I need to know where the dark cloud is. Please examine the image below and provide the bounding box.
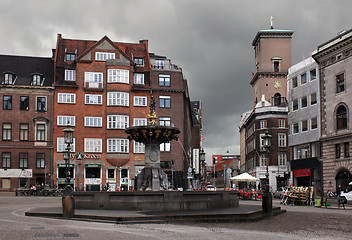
[1,0,351,163]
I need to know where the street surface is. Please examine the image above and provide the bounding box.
[0,193,351,240]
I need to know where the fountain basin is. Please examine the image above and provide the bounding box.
[73,191,239,211]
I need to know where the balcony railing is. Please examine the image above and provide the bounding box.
[84,81,103,90]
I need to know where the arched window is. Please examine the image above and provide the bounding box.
[336,105,348,130]
[273,93,281,106]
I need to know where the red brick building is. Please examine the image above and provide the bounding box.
[0,55,54,190]
[53,35,199,191]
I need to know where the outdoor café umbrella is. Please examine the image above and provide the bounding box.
[230,172,259,182]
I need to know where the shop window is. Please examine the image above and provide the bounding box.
[107,169,115,179]
[86,168,101,178]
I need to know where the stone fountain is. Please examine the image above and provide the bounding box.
[73,95,238,211]
[125,96,180,191]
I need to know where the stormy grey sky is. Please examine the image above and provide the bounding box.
[1,0,351,163]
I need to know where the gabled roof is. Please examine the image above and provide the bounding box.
[0,54,54,86]
[76,35,133,64]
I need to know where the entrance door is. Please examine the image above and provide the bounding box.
[335,169,352,192]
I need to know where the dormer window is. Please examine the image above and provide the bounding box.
[3,72,15,85]
[65,53,76,62]
[155,60,164,68]
[32,74,42,86]
[134,58,144,65]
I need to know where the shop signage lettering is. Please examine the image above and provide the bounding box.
[69,152,101,160]
[294,168,311,177]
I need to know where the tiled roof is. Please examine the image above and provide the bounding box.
[0,54,54,86]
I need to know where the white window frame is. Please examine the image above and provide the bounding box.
[278,133,286,147]
[85,94,102,105]
[159,95,171,108]
[155,60,164,67]
[301,120,308,132]
[260,120,267,129]
[107,92,129,106]
[57,116,76,126]
[301,96,308,109]
[57,137,76,152]
[159,117,171,126]
[292,99,299,111]
[278,152,287,166]
[279,119,285,128]
[134,141,145,154]
[108,69,129,84]
[133,118,147,126]
[260,154,268,167]
[134,96,147,106]
[85,117,102,127]
[107,138,129,153]
[65,70,76,81]
[107,115,129,129]
[134,73,144,84]
[58,93,76,104]
[95,52,115,61]
[160,142,171,152]
[311,117,318,130]
[85,72,103,83]
[84,138,102,153]
[293,123,299,134]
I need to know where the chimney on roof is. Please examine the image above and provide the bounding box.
[52,49,56,60]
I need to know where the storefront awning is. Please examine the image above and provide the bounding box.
[290,157,320,170]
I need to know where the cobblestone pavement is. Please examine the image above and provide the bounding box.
[0,193,351,240]
[182,199,352,240]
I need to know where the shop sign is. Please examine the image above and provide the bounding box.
[294,168,311,177]
[57,164,75,167]
[85,178,102,185]
[58,178,74,184]
[84,164,102,168]
[0,169,32,178]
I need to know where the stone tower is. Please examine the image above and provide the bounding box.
[251,23,294,108]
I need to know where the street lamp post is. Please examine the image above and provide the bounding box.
[62,123,75,219]
[261,131,272,214]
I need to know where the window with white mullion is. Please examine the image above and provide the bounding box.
[134,73,144,84]
[57,116,76,126]
[57,137,76,152]
[84,138,102,153]
[278,152,287,166]
[107,115,129,129]
[107,92,129,106]
[278,133,286,147]
[58,93,76,104]
[65,70,76,81]
[108,69,129,84]
[107,138,129,153]
[85,72,103,83]
[85,117,102,127]
[133,118,147,126]
[134,141,145,153]
[95,52,115,61]
[134,96,147,106]
[260,154,268,166]
[85,94,102,105]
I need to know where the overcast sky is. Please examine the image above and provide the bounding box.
[1,0,352,163]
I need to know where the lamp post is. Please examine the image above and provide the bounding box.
[261,131,272,214]
[199,150,206,188]
[62,123,75,219]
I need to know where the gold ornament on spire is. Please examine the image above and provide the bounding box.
[270,16,273,29]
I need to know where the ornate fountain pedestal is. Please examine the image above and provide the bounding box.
[125,126,180,191]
